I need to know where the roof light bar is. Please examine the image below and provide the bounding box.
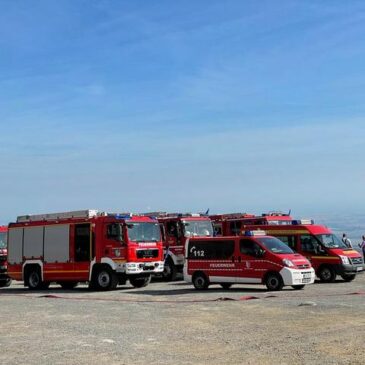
[292,219,314,225]
[244,230,266,237]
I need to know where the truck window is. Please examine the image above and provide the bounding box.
[188,240,234,260]
[240,239,262,257]
[276,235,296,250]
[300,235,318,253]
[166,222,178,238]
[107,223,123,242]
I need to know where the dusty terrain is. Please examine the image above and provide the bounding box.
[0,274,364,365]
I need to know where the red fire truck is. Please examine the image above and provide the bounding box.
[210,212,293,236]
[184,230,315,291]
[0,225,12,287]
[156,213,214,281]
[7,210,164,290]
[239,219,364,282]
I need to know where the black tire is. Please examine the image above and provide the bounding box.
[291,285,305,290]
[220,283,232,290]
[192,272,209,290]
[265,273,284,291]
[92,267,118,291]
[26,267,44,290]
[129,275,151,288]
[162,258,177,281]
[318,266,336,283]
[0,278,12,288]
[341,273,356,282]
[59,281,78,290]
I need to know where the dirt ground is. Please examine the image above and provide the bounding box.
[0,274,364,365]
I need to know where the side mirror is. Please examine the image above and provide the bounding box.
[254,249,265,257]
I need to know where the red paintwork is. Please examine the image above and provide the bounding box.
[212,215,363,276]
[158,216,214,261]
[7,215,163,282]
[0,226,9,282]
[186,235,311,283]
[210,212,293,236]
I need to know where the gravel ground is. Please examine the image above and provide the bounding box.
[0,274,364,365]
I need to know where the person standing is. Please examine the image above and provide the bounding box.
[342,233,353,248]
[359,235,365,257]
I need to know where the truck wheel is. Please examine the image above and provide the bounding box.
[341,273,356,282]
[265,273,284,291]
[0,278,12,288]
[27,267,44,290]
[162,259,177,281]
[129,275,151,288]
[220,283,232,289]
[192,272,209,290]
[291,285,305,290]
[59,281,78,290]
[92,267,118,291]
[318,266,336,283]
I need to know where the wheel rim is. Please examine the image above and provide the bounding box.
[321,268,331,280]
[195,276,205,288]
[29,272,40,288]
[98,271,110,287]
[268,276,279,289]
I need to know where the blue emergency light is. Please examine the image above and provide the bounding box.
[115,214,132,220]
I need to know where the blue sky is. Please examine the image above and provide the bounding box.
[1,1,365,223]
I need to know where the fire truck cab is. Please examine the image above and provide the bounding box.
[157,213,214,281]
[7,210,164,290]
[184,230,315,291]
[210,212,292,236]
[0,225,11,287]
[241,219,365,282]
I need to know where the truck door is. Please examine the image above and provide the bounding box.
[299,234,322,270]
[166,220,184,255]
[104,223,127,259]
[73,223,93,280]
[235,239,263,283]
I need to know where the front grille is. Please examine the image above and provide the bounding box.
[136,249,159,259]
[351,257,364,265]
[297,264,310,269]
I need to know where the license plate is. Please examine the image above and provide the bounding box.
[303,273,312,279]
[357,267,363,271]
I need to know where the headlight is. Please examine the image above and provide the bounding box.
[282,259,295,267]
[339,255,350,265]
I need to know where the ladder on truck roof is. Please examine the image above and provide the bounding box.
[17,209,102,223]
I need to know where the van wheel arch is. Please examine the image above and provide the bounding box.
[192,271,209,290]
[263,271,284,291]
[317,265,336,283]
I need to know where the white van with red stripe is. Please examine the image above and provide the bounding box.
[184,231,315,291]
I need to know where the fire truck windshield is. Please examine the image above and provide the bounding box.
[0,232,6,248]
[126,223,161,242]
[182,220,213,237]
[315,234,348,249]
[256,237,294,254]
